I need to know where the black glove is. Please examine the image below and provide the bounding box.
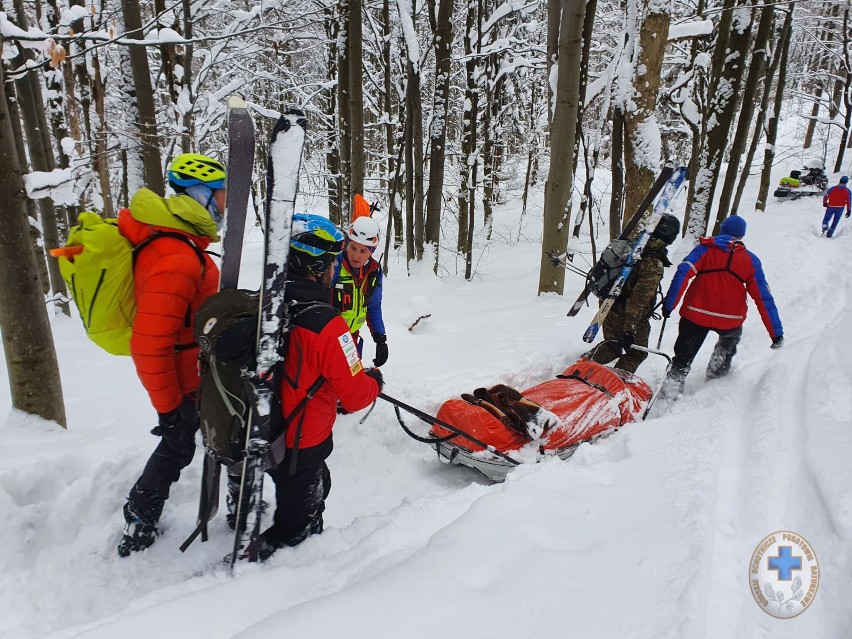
[372,333,388,367]
[619,331,636,352]
[364,367,384,391]
[771,336,784,350]
[846,211,850,218]
[662,307,672,319]
[152,397,195,436]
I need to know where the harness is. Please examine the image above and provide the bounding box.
[693,241,747,284]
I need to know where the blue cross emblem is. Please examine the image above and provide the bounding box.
[768,546,802,581]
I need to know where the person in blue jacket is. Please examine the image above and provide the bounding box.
[659,215,783,400]
[821,175,852,238]
[330,208,388,367]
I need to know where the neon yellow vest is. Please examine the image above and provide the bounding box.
[332,264,368,333]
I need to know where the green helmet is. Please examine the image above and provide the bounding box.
[168,153,226,191]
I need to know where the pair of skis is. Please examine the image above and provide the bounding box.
[568,166,688,343]
[183,98,307,568]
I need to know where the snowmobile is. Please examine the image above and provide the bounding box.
[380,346,670,482]
[774,161,828,200]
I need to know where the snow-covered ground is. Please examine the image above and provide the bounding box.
[2,153,852,638]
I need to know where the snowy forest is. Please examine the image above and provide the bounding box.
[0,0,849,424]
[4,0,852,636]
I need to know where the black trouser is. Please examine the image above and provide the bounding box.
[127,396,198,524]
[263,437,333,548]
[667,317,743,392]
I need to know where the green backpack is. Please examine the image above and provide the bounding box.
[51,212,204,356]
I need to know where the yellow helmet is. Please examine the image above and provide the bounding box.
[168,153,226,190]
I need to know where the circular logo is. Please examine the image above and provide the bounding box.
[749,531,819,618]
[203,317,217,334]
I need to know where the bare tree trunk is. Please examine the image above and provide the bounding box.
[325,7,342,225]
[348,0,365,198]
[756,5,794,212]
[180,0,195,153]
[404,66,416,267]
[91,52,115,217]
[538,0,585,295]
[5,79,50,294]
[338,0,352,219]
[732,13,785,214]
[122,0,164,195]
[463,0,484,278]
[686,0,753,236]
[0,61,66,428]
[8,50,70,315]
[803,88,822,150]
[383,0,403,247]
[546,0,559,124]
[482,55,504,241]
[623,0,672,223]
[803,3,838,149]
[834,7,852,173]
[609,106,625,240]
[425,0,454,267]
[457,0,480,254]
[716,3,774,223]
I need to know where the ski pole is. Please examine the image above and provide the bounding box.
[656,317,667,350]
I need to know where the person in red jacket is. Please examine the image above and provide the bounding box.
[658,215,783,402]
[118,154,225,557]
[257,213,383,559]
[821,175,851,238]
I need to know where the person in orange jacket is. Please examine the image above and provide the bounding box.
[118,154,225,557]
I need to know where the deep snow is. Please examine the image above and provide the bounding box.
[2,157,852,639]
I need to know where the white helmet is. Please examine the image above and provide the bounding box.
[348,216,380,248]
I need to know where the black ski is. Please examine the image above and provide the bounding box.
[181,96,255,553]
[230,109,307,567]
[220,96,256,290]
[567,165,676,317]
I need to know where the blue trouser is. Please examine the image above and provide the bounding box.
[822,207,845,237]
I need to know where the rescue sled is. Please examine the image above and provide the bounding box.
[425,359,654,481]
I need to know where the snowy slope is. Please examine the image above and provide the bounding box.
[1,171,851,639]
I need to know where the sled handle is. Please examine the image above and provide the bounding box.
[379,393,521,466]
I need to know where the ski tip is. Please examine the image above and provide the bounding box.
[228,95,247,109]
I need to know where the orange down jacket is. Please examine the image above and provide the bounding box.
[118,203,220,413]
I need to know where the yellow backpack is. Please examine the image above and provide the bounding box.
[50,212,203,356]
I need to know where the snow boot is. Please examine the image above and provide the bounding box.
[117,501,160,557]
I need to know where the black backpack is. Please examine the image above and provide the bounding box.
[194,289,329,467]
[587,239,634,300]
[195,289,262,466]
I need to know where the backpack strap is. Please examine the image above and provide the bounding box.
[132,231,207,276]
[693,242,747,284]
[132,231,209,332]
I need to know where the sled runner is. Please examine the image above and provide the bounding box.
[423,359,654,481]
